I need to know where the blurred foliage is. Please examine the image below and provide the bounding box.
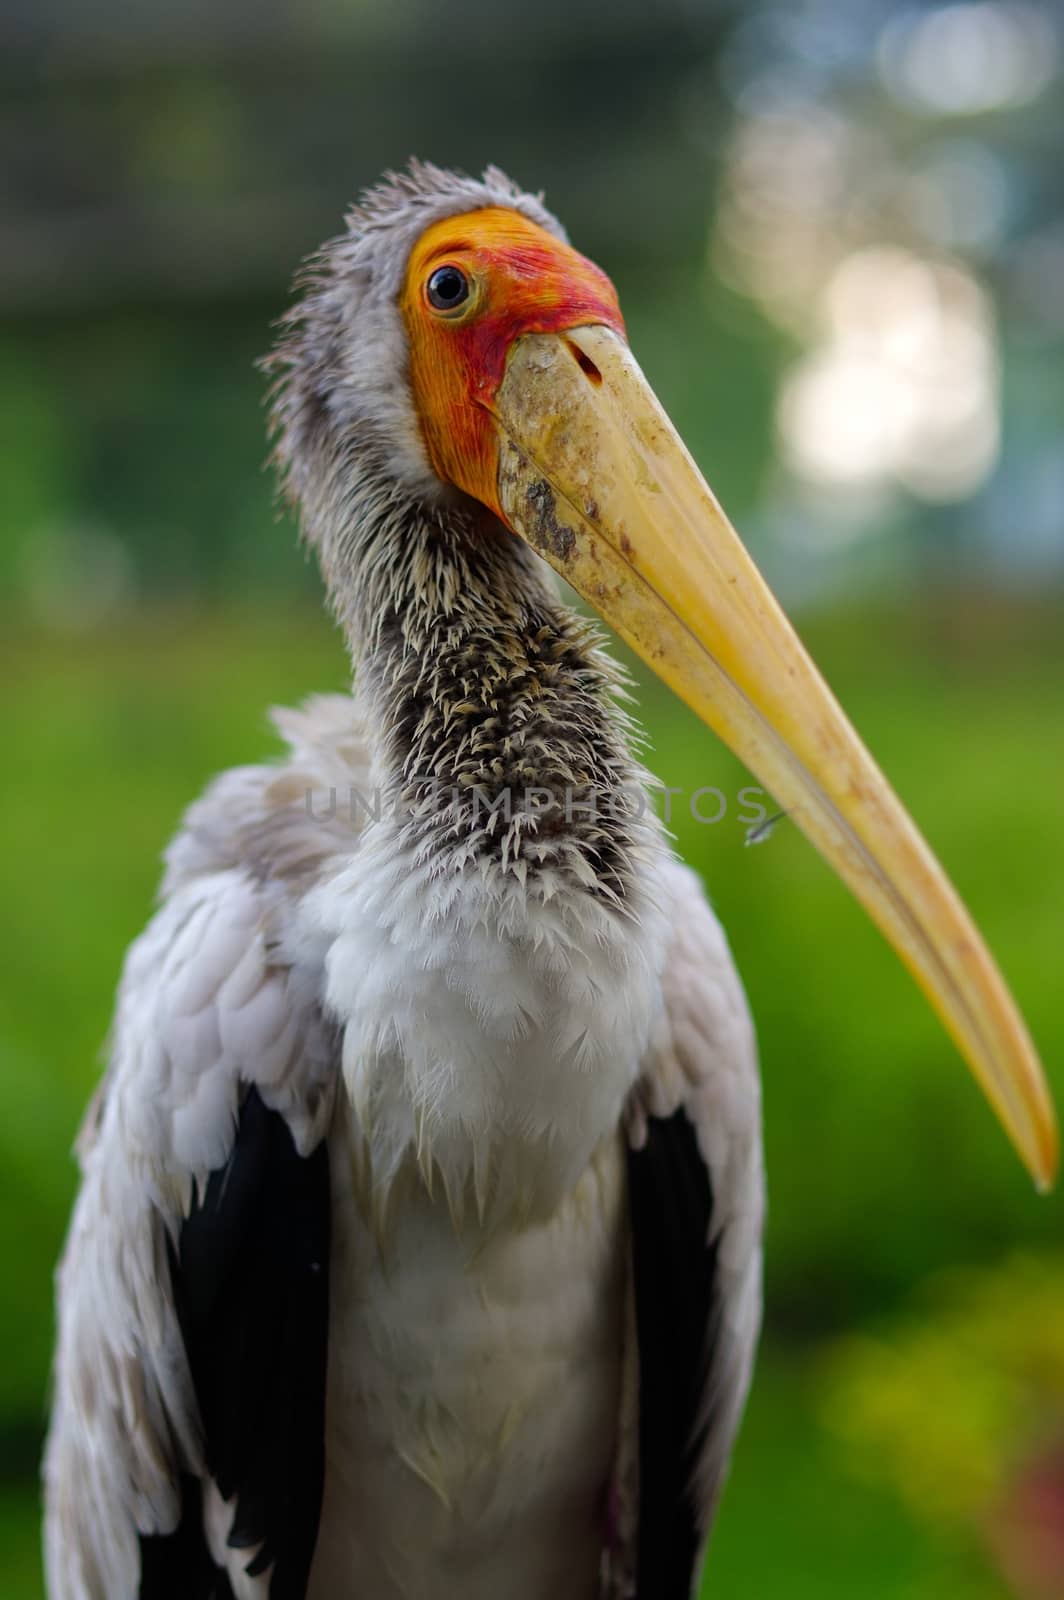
[821,1254,1064,1597]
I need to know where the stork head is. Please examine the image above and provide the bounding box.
[269,161,1056,1190]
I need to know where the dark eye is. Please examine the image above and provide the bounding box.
[427,265,470,312]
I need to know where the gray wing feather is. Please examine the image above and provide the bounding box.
[44,698,369,1599]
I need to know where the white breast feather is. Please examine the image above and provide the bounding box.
[305,806,669,1227]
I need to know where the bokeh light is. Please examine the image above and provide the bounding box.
[779,249,1000,502]
[879,3,1059,117]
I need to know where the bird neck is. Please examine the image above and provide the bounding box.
[323,478,654,905]
[306,469,669,1225]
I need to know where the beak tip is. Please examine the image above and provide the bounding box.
[1026,1106,1059,1194]
[1035,1136,1059,1196]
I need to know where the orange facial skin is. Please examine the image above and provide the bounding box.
[400,207,625,518]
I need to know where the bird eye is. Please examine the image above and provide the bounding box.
[426,265,471,313]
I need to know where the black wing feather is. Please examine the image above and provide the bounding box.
[628,1108,718,1600]
[141,1086,331,1600]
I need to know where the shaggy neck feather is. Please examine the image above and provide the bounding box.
[314,445,651,905]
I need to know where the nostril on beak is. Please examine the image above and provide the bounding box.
[565,339,603,386]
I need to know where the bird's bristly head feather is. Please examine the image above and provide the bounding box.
[264,160,573,512]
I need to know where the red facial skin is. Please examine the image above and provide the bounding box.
[400,207,626,518]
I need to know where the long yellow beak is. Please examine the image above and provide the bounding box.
[493,323,1057,1190]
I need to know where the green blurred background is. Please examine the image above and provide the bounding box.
[3,1,1064,1594]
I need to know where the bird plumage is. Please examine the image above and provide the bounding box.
[45,162,765,1600]
[46,691,763,1599]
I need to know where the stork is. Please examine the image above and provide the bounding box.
[44,162,1056,1600]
